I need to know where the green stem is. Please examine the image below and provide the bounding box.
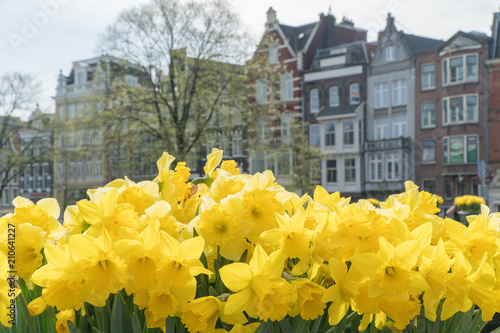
[17,290,36,333]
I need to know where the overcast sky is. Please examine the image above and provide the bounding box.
[0,0,498,114]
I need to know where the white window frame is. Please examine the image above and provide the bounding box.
[392,79,407,106]
[421,63,436,90]
[268,44,278,64]
[375,118,389,140]
[442,135,478,165]
[344,158,356,182]
[350,83,360,105]
[281,73,293,101]
[442,53,478,86]
[309,124,320,147]
[369,154,382,181]
[329,86,339,107]
[256,79,267,103]
[310,88,319,114]
[375,83,388,108]
[392,116,407,138]
[386,153,400,181]
[326,159,337,183]
[442,94,478,125]
[343,121,354,145]
[324,122,335,147]
[281,114,294,137]
[385,46,395,61]
[68,103,75,119]
[421,102,436,128]
[422,139,436,163]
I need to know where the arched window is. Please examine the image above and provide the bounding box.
[329,86,339,107]
[281,73,293,100]
[310,89,319,113]
[350,83,360,104]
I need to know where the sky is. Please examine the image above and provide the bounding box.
[0,0,498,115]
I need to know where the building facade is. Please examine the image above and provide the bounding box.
[247,7,366,191]
[303,42,375,199]
[415,32,489,206]
[365,14,442,199]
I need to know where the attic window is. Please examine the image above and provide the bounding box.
[385,46,395,61]
[269,44,278,64]
[298,33,305,39]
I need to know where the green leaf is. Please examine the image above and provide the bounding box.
[208,286,219,297]
[121,300,134,333]
[110,293,123,333]
[17,291,36,333]
[310,316,322,333]
[278,319,295,333]
[254,321,272,333]
[239,249,248,263]
[466,309,487,333]
[166,316,175,332]
[92,328,102,333]
[94,306,105,332]
[67,320,81,333]
[131,313,142,333]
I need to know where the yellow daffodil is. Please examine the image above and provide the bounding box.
[55,309,75,333]
[220,245,294,321]
[15,223,46,282]
[181,296,221,333]
[289,278,326,320]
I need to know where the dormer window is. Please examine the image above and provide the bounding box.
[269,44,278,64]
[385,46,395,61]
[75,71,86,85]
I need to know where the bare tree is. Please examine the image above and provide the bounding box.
[98,0,252,165]
[0,72,41,201]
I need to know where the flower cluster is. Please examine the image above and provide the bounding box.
[455,195,486,213]
[1,149,499,332]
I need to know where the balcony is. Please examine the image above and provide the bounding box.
[365,137,410,152]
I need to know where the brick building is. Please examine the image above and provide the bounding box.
[415,31,489,206]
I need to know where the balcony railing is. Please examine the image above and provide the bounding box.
[365,137,410,151]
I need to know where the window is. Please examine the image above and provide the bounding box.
[3,188,9,206]
[444,178,452,199]
[77,130,83,146]
[126,75,138,86]
[96,100,103,114]
[252,152,265,173]
[86,158,92,177]
[421,63,436,90]
[443,54,478,85]
[95,155,102,176]
[257,117,268,140]
[326,159,337,183]
[57,162,64,181]
[442,94,478,125]
[343,121,354,145]
[309,125,320,147]
[12,188,18,201]
[309,159,321,185]
[443,135,478,164]
[68,103,75,119]
[329,86,339,107]
[33,165,40,188]
[375,83,388,108]
[68,159,74,178]
[281,73,293,100]
[369,154,382,181]
[76,102,84,118]
[375,118,389,140]
[256,79,267,103]
[76,71,86,85]
[268,44,278,64]
[422,140,436,163]
[386,46,395,61]
[392,116,407,138]
[350,83,360,104]
[310,88,319,113]
[422,180,436,194]
[344,159,356,182]
[232,138,242,156]
[392,80,407,105]
[85,130,92,146]
[41,165,47,188]
[77,159,83,178]
[281,114,294,137]
[421,102,436,128]
[58,105,64,120]
[324,122,335,146]
[386,153,400,180]
[278,151,290,175]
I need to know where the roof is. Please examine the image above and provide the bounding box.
[279,22,317,53]
[401,34,444,53]
[317,104,359,118]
